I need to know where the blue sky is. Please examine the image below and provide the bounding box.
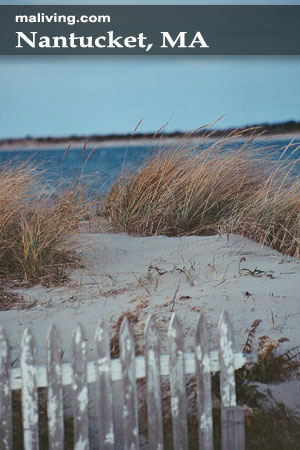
[1,1,300,138]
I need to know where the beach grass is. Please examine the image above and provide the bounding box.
[0,162,90,284]
[1,131,299,284]
[103,132,300,258]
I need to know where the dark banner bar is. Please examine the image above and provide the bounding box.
[0,5,299,55]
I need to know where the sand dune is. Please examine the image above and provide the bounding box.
[2,232,299,364]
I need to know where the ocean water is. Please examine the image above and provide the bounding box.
[0,144,152,193]
[0,138,299,193]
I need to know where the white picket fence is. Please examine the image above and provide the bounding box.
[0,311,256,450]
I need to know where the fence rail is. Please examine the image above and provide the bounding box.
[0,311,256,450]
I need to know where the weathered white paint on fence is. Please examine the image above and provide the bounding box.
[9,350,256,390]
[219,311,236,408]
[145,315,164,450]
[120,317,139,450]
[0,311,255,450]
[20,328,39,450]
[0,327,12,450]
[168,313,189,450]
[219,311,245,450]
[46,325,64,450]
[95,319,115,450]
[72,325,89,450]
[195,313,214,450]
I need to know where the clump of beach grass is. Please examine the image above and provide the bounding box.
[228,164,300,259]
[103,131,300,258]
[0,162,90,284]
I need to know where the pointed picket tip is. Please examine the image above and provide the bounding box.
[47,323,59,339]
[195,313,210,364]
[46,324,62,369]
[119,317,133,348]
[20,328,36,363]
[95,319,110,357]
[95,318,110,359]
[72,324,87,368]
[47,324,61,347]
[119,316,135,362]
[145,314,160,363]
[0,327,9,360]
[46,324,62,370]
[145,314,158,340]
[218,310,235,348]
[73,323,86,343]
[218,311,234,344]
[170,312,177,325]
[120,315,131,336]
[21,326,33,342]
[0,325,10,377]
[168,313,182,340]
[145,314,154,334]
[0,326,8,342]
[95,317,109,342]
[218,310,231,330]
[21,328,35,353]
[195,312,208,339]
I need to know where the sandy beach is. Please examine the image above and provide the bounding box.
[1,133,299,152]
[1,231,299,387]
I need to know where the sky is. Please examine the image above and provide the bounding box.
[1,1,300,138]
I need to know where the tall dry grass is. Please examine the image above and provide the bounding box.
[229,166,300,259]
[0,162,89,283]
[103,133,300,258]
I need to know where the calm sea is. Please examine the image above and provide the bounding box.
[0,138,299,193]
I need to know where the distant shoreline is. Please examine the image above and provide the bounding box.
[1,129,300,152]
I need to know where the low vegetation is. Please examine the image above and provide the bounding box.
[103,131,300,258]
[239,318,300,384]
[0,162,89,284]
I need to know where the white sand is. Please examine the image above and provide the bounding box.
[1,232,299,365]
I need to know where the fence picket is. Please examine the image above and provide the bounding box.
[95,319,114,450]
[20,328,39,450]
[221,406,245,450]
[168,313,189,450]
[145,315,164,450]
[0,327,12,449]
[218,311,244,450]
[195,313,213,450]
[46,325,64,450]
[72,324,89,450]
[218,311,236,408]
[119,317,139,450]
